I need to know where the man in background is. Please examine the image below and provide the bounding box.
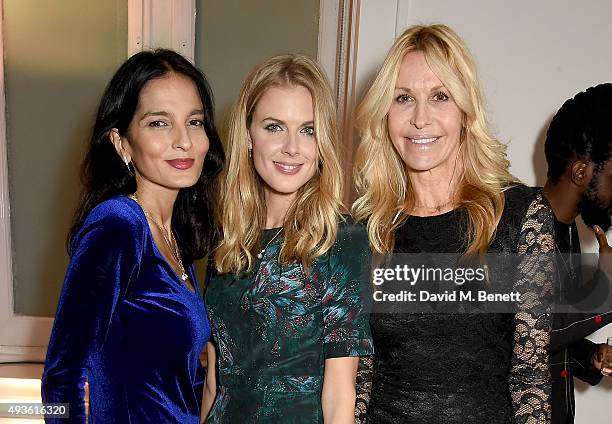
[542,82,612,424]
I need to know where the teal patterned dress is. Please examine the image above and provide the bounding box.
[205,219,374,423]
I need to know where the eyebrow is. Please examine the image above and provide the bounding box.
[139,109,205,120]
[261,117,314,126]
[394,85,446,92]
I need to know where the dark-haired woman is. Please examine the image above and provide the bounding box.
[42,49,224,423]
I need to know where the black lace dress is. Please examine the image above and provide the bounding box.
[355,185,555,424]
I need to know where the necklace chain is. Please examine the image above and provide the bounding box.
[257,229,282,259]
[129,194,189,282]
[412,198,455,214]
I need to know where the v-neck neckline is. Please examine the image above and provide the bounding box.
[126,196,198,295]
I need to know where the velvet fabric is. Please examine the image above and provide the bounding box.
[42,196,210,423]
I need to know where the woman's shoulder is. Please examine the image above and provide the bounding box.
[76,196,147,244]
[86,196,144,226]
[501,183,537,205]
[501,184,545,220]
[501,184,551,217]
[68,196,148,258]
[493,184,554,250]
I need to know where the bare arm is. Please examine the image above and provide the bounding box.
[322,356,359,424]
[200,342,217,423]
[321,221,373,423]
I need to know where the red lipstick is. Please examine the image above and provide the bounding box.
[166,159,194,170]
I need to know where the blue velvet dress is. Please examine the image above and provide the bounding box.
[42,196,210,424]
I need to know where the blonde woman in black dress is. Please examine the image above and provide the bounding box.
[353,24,554,424]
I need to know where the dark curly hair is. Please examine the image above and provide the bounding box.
[545,83,612,183]
[68,49,225,263]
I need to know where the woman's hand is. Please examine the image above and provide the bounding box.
[200,342,217,423]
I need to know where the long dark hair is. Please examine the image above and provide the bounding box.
[68,49,224,263]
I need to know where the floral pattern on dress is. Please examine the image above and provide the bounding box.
[205,219,374,423]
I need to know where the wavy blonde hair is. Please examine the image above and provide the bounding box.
[214,54,344,274]
[352,24,519,255]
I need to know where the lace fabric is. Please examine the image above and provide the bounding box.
[355,186,554,424]
[509,196,554,423]
[355,355,374,424]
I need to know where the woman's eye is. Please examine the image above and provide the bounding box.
[265,123,282,133]
[188,119,204,127]
[300,126,315,136]
[395,94,412,104]
[432,91,450,102]
[148,120,168,128]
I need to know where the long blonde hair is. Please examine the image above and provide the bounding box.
[214,54,344,274]
[352,24,519,255]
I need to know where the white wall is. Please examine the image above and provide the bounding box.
[354,1,612,422]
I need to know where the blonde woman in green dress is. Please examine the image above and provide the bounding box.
[202,54,374,423]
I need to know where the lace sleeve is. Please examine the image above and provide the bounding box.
[355,355,374,424]
[509,193,554,424]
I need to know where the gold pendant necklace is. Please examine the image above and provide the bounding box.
[129,194,189,282]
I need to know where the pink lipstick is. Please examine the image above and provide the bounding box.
[273,161,303,175]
